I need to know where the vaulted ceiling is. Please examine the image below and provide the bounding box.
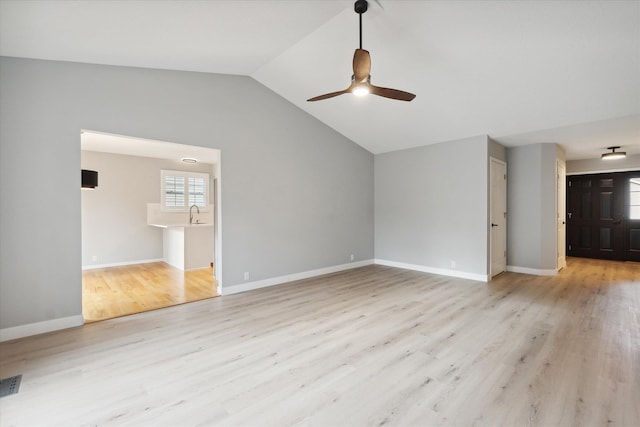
[1,0,638,160]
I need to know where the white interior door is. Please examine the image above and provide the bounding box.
[557,161,566,270]
[490,158,507,277]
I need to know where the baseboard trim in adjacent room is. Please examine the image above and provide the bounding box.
[82,258,164,270]
[374,259,489,282]
[0,315,84,342]
[506,265,558,276]
[222,259,375,295]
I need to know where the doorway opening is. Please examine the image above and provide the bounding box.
[80,130,222,322]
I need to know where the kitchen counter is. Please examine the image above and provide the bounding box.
[149,223,212,229]
[149,223,213,270]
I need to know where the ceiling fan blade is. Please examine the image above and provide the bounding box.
[353,49,371,81]
[369,85,416,101]
[307,88,351,102]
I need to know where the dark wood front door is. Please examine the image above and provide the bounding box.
[567,171,640,262]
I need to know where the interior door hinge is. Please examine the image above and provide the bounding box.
[504,212,507,218]
[504,174,507,180]
[568,244,572,251]
[568,181,572,187]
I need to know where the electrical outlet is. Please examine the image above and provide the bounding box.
[244,272,250,281]
[350,254,355,261]
[450,260,456,269]
[92,255,98,262]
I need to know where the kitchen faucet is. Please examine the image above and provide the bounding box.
[189,204,200,224]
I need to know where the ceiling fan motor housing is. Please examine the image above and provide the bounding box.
[354,0,368,14]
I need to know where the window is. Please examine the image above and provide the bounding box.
[630,178,640,220]
[161,170,209,211]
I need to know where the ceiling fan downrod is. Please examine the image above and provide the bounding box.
[355,0,368,49]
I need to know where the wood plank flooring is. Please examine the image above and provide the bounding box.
[82,262,218,322]
[1,257,639,426]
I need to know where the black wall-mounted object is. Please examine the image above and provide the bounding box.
[82,169,98,189]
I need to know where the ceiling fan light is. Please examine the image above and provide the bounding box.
[601,146,626,160]
[353,85,370,97]
[602,152,626,160]
[351,74,371,97]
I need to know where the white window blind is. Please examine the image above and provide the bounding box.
[164,175,185,208]
[161,170,209,211]
[188,177,206,207]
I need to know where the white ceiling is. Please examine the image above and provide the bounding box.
[81,131,219,165]
[2,0,639,160]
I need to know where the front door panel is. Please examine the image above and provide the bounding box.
[567,173,625,260]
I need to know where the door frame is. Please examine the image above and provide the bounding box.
[624,171,640,262]
[490,157,507,278]
[556,160,566,270]
[80,130,224,322]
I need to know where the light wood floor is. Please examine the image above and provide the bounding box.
[82,262,218,322]
[2,257,639,426]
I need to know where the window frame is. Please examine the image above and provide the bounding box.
[161,169,210,212]
[630,177,640,220]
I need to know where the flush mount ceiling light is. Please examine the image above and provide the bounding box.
[307,0,415,102]
[81,169,98,189]
[601,146,626,160]
[181,157,198,164]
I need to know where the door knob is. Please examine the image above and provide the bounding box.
[491,223,498,227]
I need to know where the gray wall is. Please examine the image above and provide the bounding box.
[375,135,490,276]
[81,151,214,267]
[567,154,640,174]
[507,143,562,271]
[0,57,374,330]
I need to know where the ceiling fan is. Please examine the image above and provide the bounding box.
[307,0,416,102]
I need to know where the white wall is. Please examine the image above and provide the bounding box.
[0,57,374,331]
[375,135,490,280]
[81,150,214,268]
[567,154,640,174]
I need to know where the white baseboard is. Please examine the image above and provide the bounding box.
[374,259,489,282]
[0,315,84,342]
[506,265,558,276]
[222,259,375,295]
[82,258,164,270]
